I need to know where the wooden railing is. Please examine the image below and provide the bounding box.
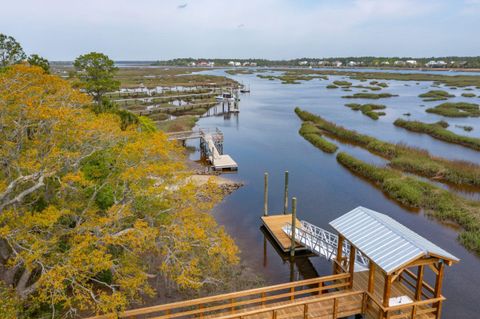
[213,290,365,319]
[86,273,352,319]
[399,269,436,299]
[363,292,444,319]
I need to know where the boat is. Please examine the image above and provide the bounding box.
[215,92,235,102]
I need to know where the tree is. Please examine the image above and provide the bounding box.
[0,65,239,318]
[0,34,26,68]
[27,54,50,73]
[74,52,120,103]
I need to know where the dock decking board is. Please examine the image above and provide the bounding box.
[261,214,304,252]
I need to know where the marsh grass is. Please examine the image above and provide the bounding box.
[426,102,480,117]
[157,115,198,132]
[394,119,480,151]
[336,152,480,255]
[345,103,386,120]
[295,108,480,187]
[419,90,454,101]
[299,122,338,153]
[342,93,398,99]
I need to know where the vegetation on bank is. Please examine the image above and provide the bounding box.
[461,92,476,98]
[426,102,480,117]
[345,103,386,120]
[336,152,480,255]
[394,119,480,151]
[333,80,352,87]
[342,92,398,99]
[156,115,199,132]
[0,65,243,317]
[418,90,455,101]
[295,108,480,187]
[277,69,480,87]
[257,72,327,84]
[299,122,338,153]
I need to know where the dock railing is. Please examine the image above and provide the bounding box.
[85,273,351,319]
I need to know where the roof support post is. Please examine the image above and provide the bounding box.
[348,245,356,288]
[435,262,445,319]
[368,262,375,294]
[334,235,344,275]
[383,273,392,308]
[415,265,424,300]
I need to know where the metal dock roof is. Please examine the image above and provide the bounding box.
[329,206,459,274]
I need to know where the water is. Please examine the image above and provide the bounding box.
[190,70,480,318]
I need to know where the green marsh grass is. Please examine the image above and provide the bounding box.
[394,119,480,151]
[336,152,480,255]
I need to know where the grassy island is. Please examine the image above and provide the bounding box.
[299,122,338,153]
[342,92,398,99]
[418,90,455,101]
[295,108,480,187]
[345,103,386,120]
[394,119,480,151]
[426,102,480,117]
[336,152,480,255]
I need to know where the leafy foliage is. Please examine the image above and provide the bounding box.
[0,34,26,67]
[27,54,50,73]
[0,65,239,318]
[74,52,120,103]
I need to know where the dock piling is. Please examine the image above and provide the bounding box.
[264,173,269,216]
[283,171,289,214]
[290,197,297,257]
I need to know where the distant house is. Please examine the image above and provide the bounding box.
[348,61,358,67]
[334,61,343,67]
[250,62,257,67]
[188,62,196,67]
[426,60,447,68]
[242,62,250,66]
[394,60,406,66]
[234,61,241,67]
[381,61,390,65]
[228,61,235,66]
[406,60,417,66]
[298,61,309,66]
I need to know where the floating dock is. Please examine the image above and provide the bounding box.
[261,214,305,252]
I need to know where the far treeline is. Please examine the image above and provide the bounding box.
[153,56,480,68]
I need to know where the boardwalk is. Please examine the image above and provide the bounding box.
[85,207,456,319]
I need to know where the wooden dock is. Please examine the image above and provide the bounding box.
[261,214,305,252]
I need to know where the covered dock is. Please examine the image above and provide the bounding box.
[86,207,458,319]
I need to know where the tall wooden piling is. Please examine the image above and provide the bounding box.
[264,173,269,216]
[290,197,297,257]
[283,171,289,214]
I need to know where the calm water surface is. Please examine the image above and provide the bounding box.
[190,70,480,318]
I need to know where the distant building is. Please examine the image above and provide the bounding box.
[250,62,257,67]
[394,60,406,66]
[381,61,390,65]
[242,62,250,66]
[228,61,235,66]
[234,61,241,67]
[334,61,343,67]
[197,61,214,67]
[406,60,417,66]
[298,61,309,66]
[348,61,358,67]
[188,62,196,67]
[426,60,447,68]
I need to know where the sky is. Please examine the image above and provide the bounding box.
[1,0,480,60]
